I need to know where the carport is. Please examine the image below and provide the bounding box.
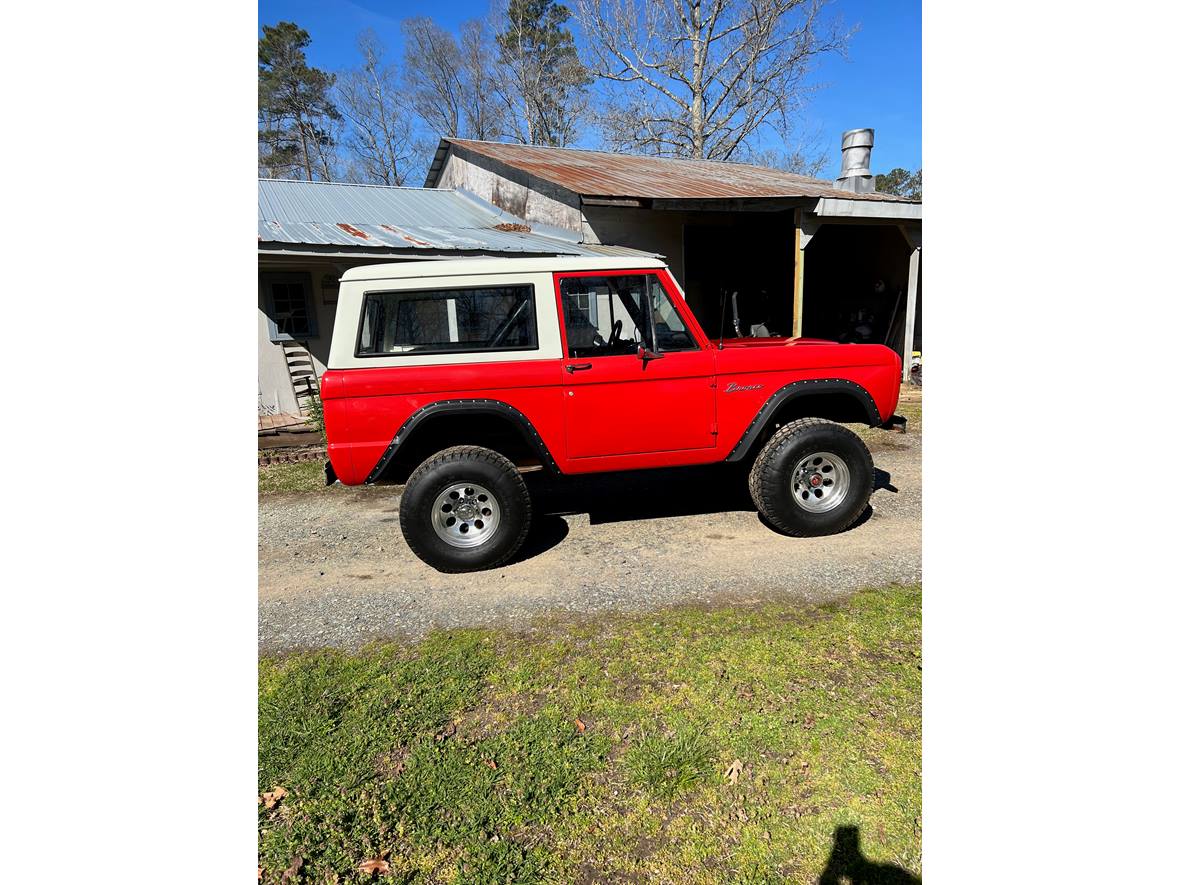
[424,131,923,378]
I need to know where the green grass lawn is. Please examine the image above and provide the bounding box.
[892,389,923,434]
[856,389,922,446]
[259,585,921,883]
[258,458,329,494]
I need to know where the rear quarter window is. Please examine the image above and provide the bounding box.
[356,284,537,356]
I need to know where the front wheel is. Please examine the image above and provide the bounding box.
[399,446,532,572]
[748,418,874,536]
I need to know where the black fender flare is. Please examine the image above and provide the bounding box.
[365,398,560,483]
[724,378,882,462]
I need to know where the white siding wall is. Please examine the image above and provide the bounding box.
[257,306,297,416]
[437,150,584,234]
[257,268,338,417]
[581,206,688,284]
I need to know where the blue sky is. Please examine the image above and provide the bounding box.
[259,0,921,180]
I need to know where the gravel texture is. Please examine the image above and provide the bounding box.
[259,432,920,653]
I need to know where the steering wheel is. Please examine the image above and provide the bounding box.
[606,319,623,349]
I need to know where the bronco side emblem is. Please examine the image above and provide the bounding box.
[724,382,764,393]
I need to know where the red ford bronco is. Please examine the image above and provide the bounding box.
[321,257,904,572]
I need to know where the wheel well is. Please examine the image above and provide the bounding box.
[379,411,544,483]
[744,392,875,460]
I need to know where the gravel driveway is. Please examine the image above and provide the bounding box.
[259,431,920,653]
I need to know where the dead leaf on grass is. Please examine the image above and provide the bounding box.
[259,785,288,809]
[574,718,587,734]
[483,758,498,770]
[724,759,744,784]
[280,855,303,883]
[356,858,391,875]
[434,721,456,742]
[378,752,407,778]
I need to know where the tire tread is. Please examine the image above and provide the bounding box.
[400,445,532,572]
[748,418,872,536]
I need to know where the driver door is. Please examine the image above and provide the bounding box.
[555,269,716,460]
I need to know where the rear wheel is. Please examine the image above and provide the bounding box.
[749,418,874,536]
[400,446,531,572]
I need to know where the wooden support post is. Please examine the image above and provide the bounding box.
[792,209,805,337]
[902,245,921,383]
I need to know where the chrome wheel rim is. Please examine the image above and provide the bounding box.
[791,451,850,513]
[430,482,501,548]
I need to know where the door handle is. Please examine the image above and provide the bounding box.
[565,362,593,372]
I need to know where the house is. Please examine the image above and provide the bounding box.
[424,130,923,379]
[257,178,652,425]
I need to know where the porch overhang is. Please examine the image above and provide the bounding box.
[813,198,922,221]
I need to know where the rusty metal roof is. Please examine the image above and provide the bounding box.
[429,138,916,203]
[257,178,655,256]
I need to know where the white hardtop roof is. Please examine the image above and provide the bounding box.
[340,255,667,283]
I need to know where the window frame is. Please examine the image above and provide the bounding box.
[352,282,540,359]
[262,272,318,342]
[553,268,704,360]
[645,274,700,354]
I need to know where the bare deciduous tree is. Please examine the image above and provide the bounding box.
[402,17,465,138]
[402,16,510,145]
[459,20,506,141]
[575,0,850,161]
[336,31,416,185]
[493,0,590,147]
[740,126,830,177]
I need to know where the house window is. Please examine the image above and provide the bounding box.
[357,284,537,356]
[262,273,318,341]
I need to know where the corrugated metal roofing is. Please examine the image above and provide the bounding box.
[257,178,651,256]
[432,138,917,203]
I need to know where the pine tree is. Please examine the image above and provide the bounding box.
[258,22,342,180]
[874,168,922,200]
[496,0,590,146]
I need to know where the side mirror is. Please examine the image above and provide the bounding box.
[637,344,664,363]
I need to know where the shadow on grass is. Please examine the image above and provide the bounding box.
[818,825,920,884]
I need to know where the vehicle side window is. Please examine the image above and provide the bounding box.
[559,274,697,358]
[648,278,697,352]
[356,285,537,356]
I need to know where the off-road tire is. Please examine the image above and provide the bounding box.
[748,418,874,536]
[399,446,532,573]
